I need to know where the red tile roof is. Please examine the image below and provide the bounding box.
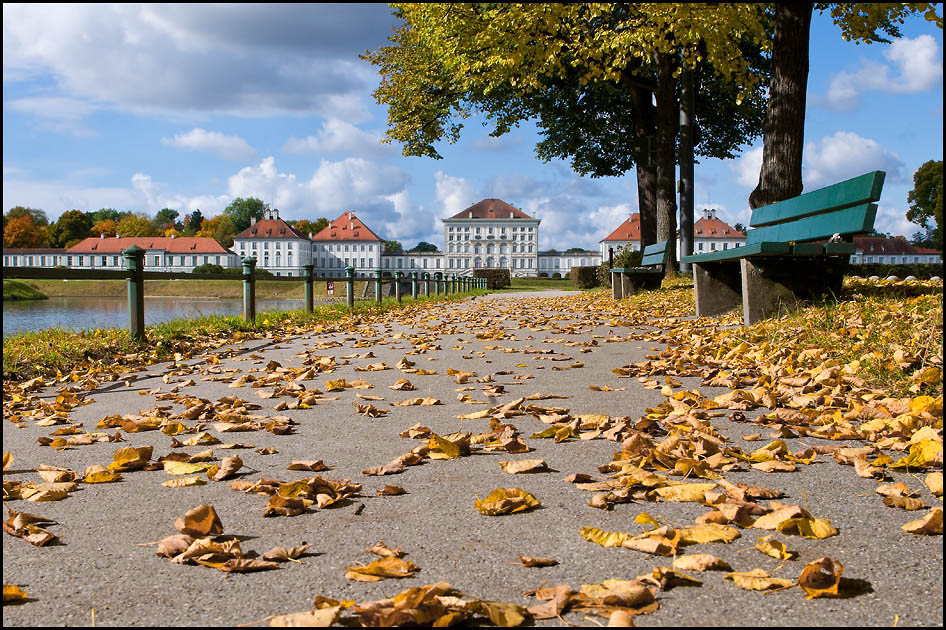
[233,217,310,240]
[67,237,231,254]
[447,199,532,220]
[601,214,641,242]
[695,217,745,239]
[311,212,383,242]
[854,237,942,256]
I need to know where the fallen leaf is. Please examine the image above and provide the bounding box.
[173,505,224,537]
[474,488,541,515]
[798,557,843,599]
[344,556,419,581]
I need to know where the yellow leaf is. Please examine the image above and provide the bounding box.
[344,556,419,581]
[777,516,838,539]
[653,482,717,502]
[902,507,943,535]
[161,476,207,488]
[672,554,732,572]
[754,535,794,561]
[580,526,632,547]
[428,433,462,460]
[677,523,740,545]
[3,584,28,604]
[474,488,540,515]
[725,569,794,591]
[163,461,214,475]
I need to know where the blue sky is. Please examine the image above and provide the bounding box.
[3,4,943,250]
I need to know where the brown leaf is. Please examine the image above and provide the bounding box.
[519,555,558,567]
[288,460,330,472]
[798,557,843,599]
[263,544,311,563]
[377,485,407,496]
[173,505,224,537]
[344,556,418,581]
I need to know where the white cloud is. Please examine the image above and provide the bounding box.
[282,120,393,158]
[162,128,255,161]
[7,96,101,137]
[803,131,905,188]
[822,35,943,111]
[730,146,764,188]
[434,172,478,218]
[2,4,394,122]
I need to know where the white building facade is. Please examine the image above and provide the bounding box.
[442,199,540,277]
[538,250,602,277]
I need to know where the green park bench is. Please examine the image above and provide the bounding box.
[611,239,671,299]
[681,170,886,325]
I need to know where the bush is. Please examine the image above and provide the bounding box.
[192,263,225,274]
[848,262,942,279]
[570,266,600,289]
[473,268,511,289]
[596,246,644,285]
[552,273,561,279]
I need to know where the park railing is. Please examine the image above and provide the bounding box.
[3,245,487,343]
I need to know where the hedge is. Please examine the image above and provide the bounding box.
[847,262,942,279]
[570,266,600,289]
[473,268,511,289]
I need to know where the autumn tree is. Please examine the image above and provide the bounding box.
[154,208,181,232]
[289,218,330,237]
[182,209,205,235]
[3,213,48,248]
[4,206,49,232]
[385,240,404,253]
[115,213,154,238]
[907,159,943,250]
[197,215,238,248]
[90,219,118,238]
[365,4,770,266]
[48,209,92,248]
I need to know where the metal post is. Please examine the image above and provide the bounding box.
[423,272,430,297]
[346,266,354,309]
[303,263,314,313]
[395,271,403,303]
[242,256,257,322]
[434,272,442,295]
[122,245,146,343]
[374,269,383,305]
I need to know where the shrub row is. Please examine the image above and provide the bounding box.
[473,268,511,289]
[570,266,600,289]
[847,262,942,279]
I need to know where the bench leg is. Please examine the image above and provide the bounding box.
[693,262,741,317]
[740,258,847,326]
[611,272,623,299]
[626,274,663,295]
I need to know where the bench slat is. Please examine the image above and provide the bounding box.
[745,203,877,245]
[682,241,790,264]
[750,171,885,228]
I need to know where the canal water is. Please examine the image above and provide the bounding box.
[3,296,313,337]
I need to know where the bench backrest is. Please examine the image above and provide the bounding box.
[641,240,671,268]
[746,171,885,245]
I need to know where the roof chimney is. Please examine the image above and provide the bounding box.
[100,233,105,239]
[171,233,176,238]
[251,216,257,225]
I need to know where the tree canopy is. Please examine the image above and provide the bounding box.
[908,159,943,250]
[410,241,438,252]
[224,197,267,233]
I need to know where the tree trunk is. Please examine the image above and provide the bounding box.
[654,52,679,269]
[629,84,658,248]
[749,3,812,210]
[678,67,695,272]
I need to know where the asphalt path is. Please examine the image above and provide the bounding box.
[2,289,943,626]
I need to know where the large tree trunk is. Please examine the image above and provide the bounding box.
[678,67,695,272]
[629,84,658,248]
[749,3,812,210]
[654,52,679,269]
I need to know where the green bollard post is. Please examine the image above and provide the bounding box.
[242,256,257,322]
[434,272,442,295]
[411,272,418,300]
[303,263,314,313]
[374,269,383,305]
[394,271,403,303]
[423,272,430,297]
[346,266,354,309]
[122,245,146,343]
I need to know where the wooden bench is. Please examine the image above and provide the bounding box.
[611,240,671,298]
[681,170,885,325]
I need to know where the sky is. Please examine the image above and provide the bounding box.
[3,4,943,251]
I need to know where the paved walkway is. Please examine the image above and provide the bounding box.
[3,290,942,626]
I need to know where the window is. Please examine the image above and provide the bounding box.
[698,243,704,251]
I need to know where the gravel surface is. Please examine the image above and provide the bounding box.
[3,289,942,627]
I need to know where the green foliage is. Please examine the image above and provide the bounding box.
[289,218,330,237]
[907,160,943,250]
[570,266,600,289]
[86,208,125,224]
[183,209,205,235]
[224,197,267,233]
[48,209,92,247]
[473,268,511,289]
[410,241,438,252]
[154,208,180,231]
[596,246,644,285]
[191,263,225,274]
[385,240,404,253]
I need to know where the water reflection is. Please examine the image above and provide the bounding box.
[3,296,312,337]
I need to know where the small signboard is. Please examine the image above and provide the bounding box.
[326,281,334,295]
